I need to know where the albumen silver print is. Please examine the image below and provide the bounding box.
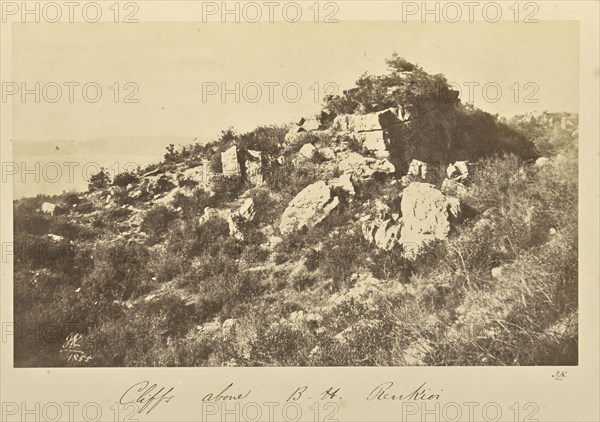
[1,2,599,421]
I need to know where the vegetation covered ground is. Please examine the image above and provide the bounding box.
[13,56,578,367]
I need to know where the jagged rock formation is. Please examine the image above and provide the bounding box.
[280,181,340,234]
[331,107,410,159]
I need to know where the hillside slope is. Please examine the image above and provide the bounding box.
[13,57,578,367]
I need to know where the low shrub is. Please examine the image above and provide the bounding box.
[82,240,153,302]
[211,175,245,202]
[88,168,111,192]
[113,171,139,188]
[172,188,214,221]
[141,205,178,244]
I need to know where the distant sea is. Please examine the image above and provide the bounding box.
[11,136,199,199]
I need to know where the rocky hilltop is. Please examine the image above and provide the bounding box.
[14,56,578,367]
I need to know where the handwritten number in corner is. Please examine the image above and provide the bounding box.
[552,370,567,381]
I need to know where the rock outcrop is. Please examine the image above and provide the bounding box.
[299,143,317,159]
[237,198,255,223]
[328,173,355,197]
[220,146,263,185]
[41,202,58,215]
[338,152,395,179]
[357,131,389,158]
[299,117,320,131]
[221,146,241,177]
[330,107,411,159]
[285,117,321,143]
[407,159,428,179]
[362,219,402,251]
[320,147,336,161]
[331,107,407,132]
[47,233,65,242]
[400,183,460,249]
[280,181,340,234]
[441,178,468,199]
[198,198,256,241]
[362,182,460,256]
[446,161,469,181]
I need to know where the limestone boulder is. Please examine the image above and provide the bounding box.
[359,183,460,256]
[285,125,305,143]
[237,198,255,222]
[301,118,320,131]
[285,120,322,144]
[153,187,187,207]
[41,202,58,215]
[227,215,244,241]
[221,146,241,177]
[129,187,146,200]
[408,159,428,179]
[222,319,238,336]
[299,143,317,159]
[373,219,402,251]
[441,178,468,200]
[357,131,389,158]
[47,233,65,242]
[446,161,469,181]
[338,152,395,179]
[280,181,340,234]
[328,173,355,196]
[400,182,460,250]
[320,147,336,161]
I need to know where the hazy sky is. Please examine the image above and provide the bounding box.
[12,21,579,143]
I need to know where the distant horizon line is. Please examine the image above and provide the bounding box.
[11,108,579,145]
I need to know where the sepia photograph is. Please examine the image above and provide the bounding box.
[7,16,580,370]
